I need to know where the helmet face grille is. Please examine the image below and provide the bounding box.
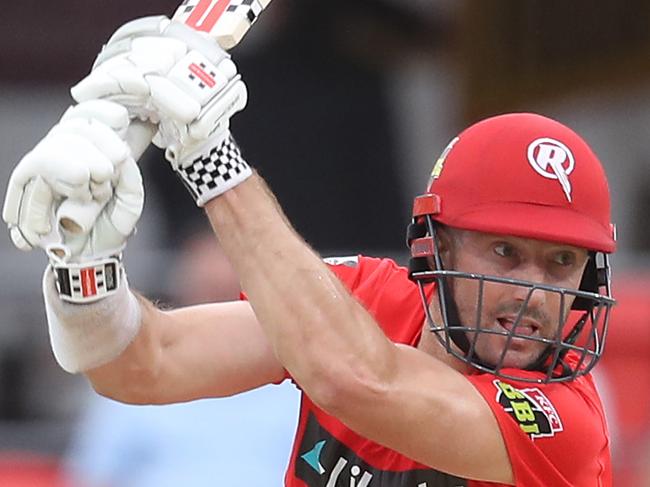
[411,265,615,384]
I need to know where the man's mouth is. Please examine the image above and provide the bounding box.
[496,316,540,337]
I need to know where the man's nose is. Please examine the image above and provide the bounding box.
[509,265,549,308]
[512,284,549,310]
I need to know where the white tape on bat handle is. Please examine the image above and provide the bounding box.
[56,121,156,234]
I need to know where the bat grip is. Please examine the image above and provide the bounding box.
[56,120,157,235]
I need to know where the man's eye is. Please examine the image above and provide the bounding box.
[494,243,515,258]
[554,252,576,266]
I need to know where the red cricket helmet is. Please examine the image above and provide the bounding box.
[407,113,617,383]
[425,112,615,253]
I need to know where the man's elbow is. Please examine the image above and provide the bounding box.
[306,363,391,419]
[86,363,162,405]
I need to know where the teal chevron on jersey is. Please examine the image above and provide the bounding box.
[301,440,327,474]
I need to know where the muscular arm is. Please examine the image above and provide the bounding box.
[86,297,286,404]
[204,173,514,484]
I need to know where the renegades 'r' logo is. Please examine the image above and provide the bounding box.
[527,137,575,203]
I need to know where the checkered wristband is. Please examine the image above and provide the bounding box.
[176,133,252,206]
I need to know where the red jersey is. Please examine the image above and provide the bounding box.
[284,256,612,486]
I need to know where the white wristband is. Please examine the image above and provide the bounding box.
[43,266,142,373]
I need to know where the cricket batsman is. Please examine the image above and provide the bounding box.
[2,12,615,486]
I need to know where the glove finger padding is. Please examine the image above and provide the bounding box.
[3,101,130,239]
[3,136,100,251]
[71,60,151,108]
[71,34,188,107]
[44,129,116,185]
[2,99,139,256]
[9,135,98,196]
[130,36,188,73]
[108,155,144,237]
[54,150,143,259]
[93,16,171,68]
[61,100,130,136]
[57,199,109,236]
[7,177,54,250]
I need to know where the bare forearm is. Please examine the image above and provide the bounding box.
[204,174,397,407]
[85,295,164,404]
[86,296,284,404]
[203,177,514,482]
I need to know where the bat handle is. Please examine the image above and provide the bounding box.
[56,120,157,235]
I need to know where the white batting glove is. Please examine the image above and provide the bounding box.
[72,16,252,206]
[2,99,145,373]
[2,99,144,303]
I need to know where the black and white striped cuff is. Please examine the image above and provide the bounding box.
[52,257,122,303]
[176,134,252,206]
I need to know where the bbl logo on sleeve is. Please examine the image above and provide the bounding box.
[493,380,563,439]
[527,138,575,203]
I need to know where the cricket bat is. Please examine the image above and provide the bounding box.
[57,0,272,234]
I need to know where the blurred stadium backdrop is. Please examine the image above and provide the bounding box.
[0,1,649,485]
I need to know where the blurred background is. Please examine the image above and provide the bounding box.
[1,0,649,485]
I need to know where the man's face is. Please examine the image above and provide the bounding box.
[440,229,589,370]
